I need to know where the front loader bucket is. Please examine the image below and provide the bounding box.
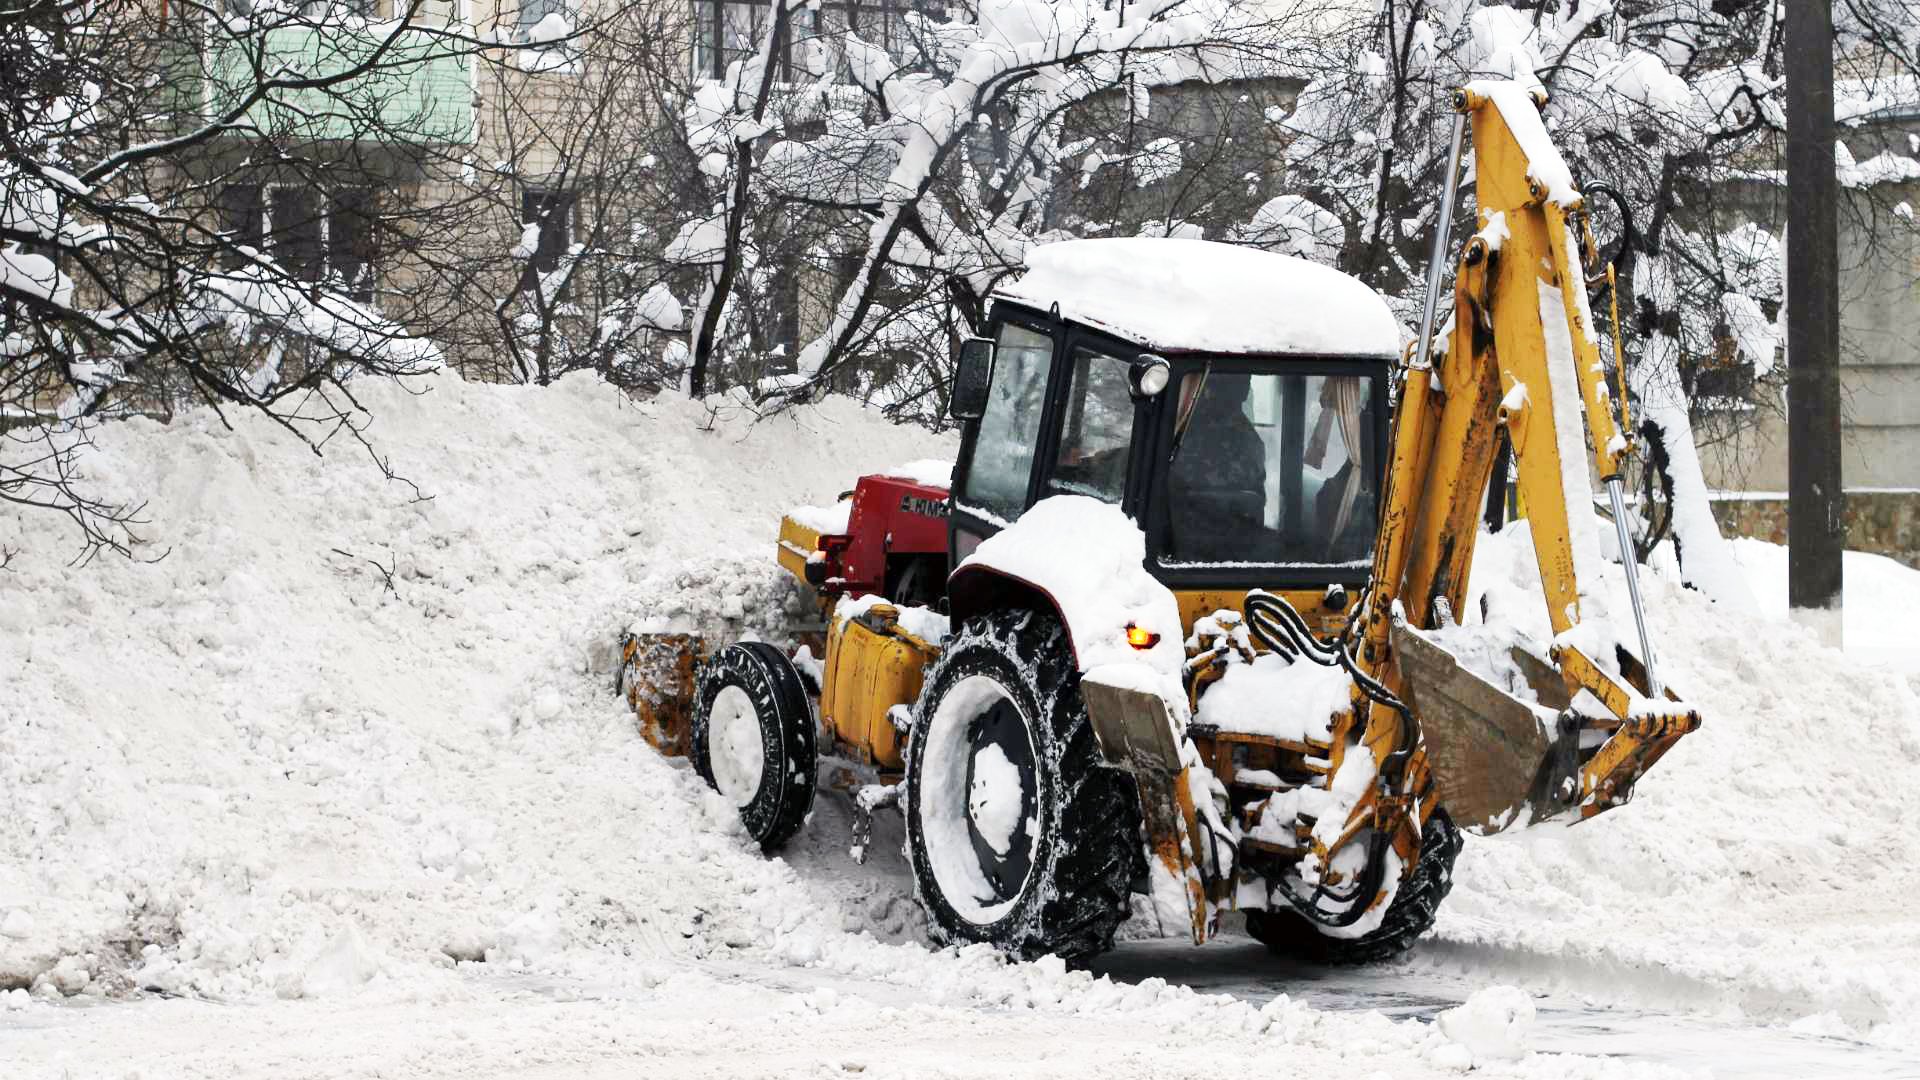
[1391,624,1579,834]
[1080,672,1215,944]
[618,632,708,757]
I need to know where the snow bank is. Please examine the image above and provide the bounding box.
[0,372,950,1002]
[1430,522,1920,1043]
[1725,537,1920,676]
[7,361,1913,1075]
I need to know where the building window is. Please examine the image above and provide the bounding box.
[270,187,324,283]
[218,185,265,263]
[689,0,935,83]
[517,0,571,40]
[329,187,378,302]
[225,0,380,18]
[218,184,379,303]
[305,0,379,17]
[520,188,577,297]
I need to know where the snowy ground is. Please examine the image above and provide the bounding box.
[4,373,1919,1078]
[1725,537,1920,676]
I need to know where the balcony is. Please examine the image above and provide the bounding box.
[202,22,473,145]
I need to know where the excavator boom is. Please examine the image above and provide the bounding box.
[1355,82,1700,836]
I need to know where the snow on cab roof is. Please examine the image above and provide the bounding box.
[996,238,1402,358]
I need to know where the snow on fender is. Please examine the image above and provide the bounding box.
[949,495,1184,696]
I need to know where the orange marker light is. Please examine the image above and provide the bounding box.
[1125,624,1160,649]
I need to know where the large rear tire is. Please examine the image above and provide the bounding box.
[1244,808,1462,965]
[691,642,816,852]
[903,609,1141,961]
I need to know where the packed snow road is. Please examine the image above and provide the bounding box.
[4,374,1918,1078]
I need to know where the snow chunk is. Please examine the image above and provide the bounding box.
[1233,194,1345,264]
[1000,238,1400,357]
[789,498,852,535]
[877,459,953,489]
[1475,209,1510,252]
[299,921,384,998]
[1132,137,1183,187]
[665,215,727,264]
[511,222,540,260]
[967,742,1023,856]
[1195,653,1347,743]
[1535,277,1610,629]
[1,909,34,938]
[835,592,950,645]
[1722,292,1777,376]
[1435,985,1535,1064]
[632,282,685,332]
[523,11,572,45]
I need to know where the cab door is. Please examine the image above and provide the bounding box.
[948,311,1155,565]
[1034,331,1153,520]
[947,311,1062,563]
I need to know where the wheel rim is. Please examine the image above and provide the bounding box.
[919,673,1039,926]
[707,684,765,806]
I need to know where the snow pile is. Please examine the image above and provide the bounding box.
[1195,652,1346,743]
[0,372,950,1001]
[1428,520,1920,1043]
[1724,538,1920,676]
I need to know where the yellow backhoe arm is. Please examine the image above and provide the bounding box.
[1352,83,1699,839]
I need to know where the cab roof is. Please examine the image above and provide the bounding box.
[994,238,1402,360]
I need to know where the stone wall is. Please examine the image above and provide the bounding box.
[1711,490,1920,569]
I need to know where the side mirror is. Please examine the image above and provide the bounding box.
[1129,353,1170,400]
[950,336,995,420]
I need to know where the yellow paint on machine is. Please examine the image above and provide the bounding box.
[819,603,940,769]
[1173,589,1356,639]
[777,515,825,586]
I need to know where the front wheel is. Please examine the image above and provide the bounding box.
[690,642,816,852]
[903,609,1141,961]
[1244,808,1462,965]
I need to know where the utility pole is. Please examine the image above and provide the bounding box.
[1785,1,1845,630]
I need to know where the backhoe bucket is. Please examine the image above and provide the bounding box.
[1391,624,1579,834]
[617,632,708,757]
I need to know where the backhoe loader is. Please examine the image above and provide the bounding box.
[618,79,1699,963]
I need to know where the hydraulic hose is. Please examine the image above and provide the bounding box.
[1240,590,1420,928]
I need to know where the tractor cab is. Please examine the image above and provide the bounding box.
[949,238,1402,631]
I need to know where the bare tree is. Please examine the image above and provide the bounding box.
[0,0,577,557]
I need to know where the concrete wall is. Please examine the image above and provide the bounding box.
[1699,118,1920,494]
[1701,183,1920,493]
[1712,490,1920,570]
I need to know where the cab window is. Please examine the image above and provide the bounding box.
[1043,346,1136,504]
[1162,372,1378,566]
[960,322,1054,522]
